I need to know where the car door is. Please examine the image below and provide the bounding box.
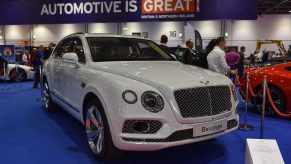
[60,37,88,113]
[49,39,67,98]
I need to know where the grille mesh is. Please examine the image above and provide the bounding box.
[174,86,231,118]
[122,120,162,134]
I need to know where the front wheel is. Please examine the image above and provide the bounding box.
[10,69,26,82]
[85,99,122,160]
[254,86,287,116]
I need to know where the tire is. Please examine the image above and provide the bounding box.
[254,86,287,116]
[43,80,59,112]
[84,99,122,160]
[10,68,27,82]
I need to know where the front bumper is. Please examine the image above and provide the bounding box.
[114,115,239,151]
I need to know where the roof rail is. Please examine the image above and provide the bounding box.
[68,32,85,36]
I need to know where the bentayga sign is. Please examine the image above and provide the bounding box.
[0,0,257,25]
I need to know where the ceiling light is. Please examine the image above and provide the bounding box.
[289,10,291,13]
[179,32,183,38]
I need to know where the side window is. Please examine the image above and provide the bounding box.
[67,37,86,64]
[53,40,66,59]
[53,37,85,64]
[285,66,291,71]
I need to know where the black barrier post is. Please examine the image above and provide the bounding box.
[239,73,255,131]
[260,75,267,139]
[14,62,22,87]
[35,65,44,102]
[1,61,8,90]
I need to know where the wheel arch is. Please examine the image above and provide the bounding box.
[82,91,118,145]
[82,90,112,127]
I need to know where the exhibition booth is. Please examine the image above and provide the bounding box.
[0,0,290,163]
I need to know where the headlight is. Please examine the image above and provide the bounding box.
[231,84,237,101]
[122,90,137,104]
[141,91,164,113]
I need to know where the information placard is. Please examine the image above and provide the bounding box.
[246,139,285,164]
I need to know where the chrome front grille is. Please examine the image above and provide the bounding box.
[174,86,231,118]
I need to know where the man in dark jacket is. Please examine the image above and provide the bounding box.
[237,46,247,79]
[159,35,170,53]
[182,39,200,66]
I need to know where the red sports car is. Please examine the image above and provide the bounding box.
[240,62,291,117]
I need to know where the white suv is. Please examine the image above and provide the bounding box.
[42,33,239,160]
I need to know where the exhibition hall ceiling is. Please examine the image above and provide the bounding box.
[258,0,291,14]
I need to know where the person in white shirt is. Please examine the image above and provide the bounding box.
[207,37,237,75]
[22,50,30,65]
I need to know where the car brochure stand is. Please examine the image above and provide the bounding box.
[239,73,255,131]
[245,139,285,164]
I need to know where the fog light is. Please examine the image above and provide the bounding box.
[133,121,150,133]
[122,90,137,104]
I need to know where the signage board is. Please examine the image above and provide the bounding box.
[0,0,257,24]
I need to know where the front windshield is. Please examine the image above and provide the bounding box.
[87,37,174,62]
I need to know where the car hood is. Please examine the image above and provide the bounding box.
[90,61,231,89]
[8,64,33,71]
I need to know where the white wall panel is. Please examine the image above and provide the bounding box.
[88,23,118,34]
[1,14,291,55]
[187,21,221,48]
[229,15,291,56]
[5,25,30,45]
[33,24,85,46]
[138,22,184,47]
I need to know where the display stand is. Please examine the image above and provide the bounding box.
[239,73,254,131]
[260,76,267,139]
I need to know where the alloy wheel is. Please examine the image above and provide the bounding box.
[256,88,283,115]
[43,82,50,109]
[86,106,105,155]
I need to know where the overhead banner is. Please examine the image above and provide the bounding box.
[0,0,257,25]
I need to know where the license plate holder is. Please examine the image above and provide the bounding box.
[193,119,227,137]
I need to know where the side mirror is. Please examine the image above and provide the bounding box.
[170,53,177,60]
[62,52,80,68]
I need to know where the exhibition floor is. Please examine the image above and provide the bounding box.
[0,81,290,164]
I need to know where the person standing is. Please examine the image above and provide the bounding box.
[22,50,31,65]
[33,45,45,89]
[159,35,170,53]
[226,48,240,70]
[198,39,217,69]
[182,39,199,66]
[0,53,8,75]
[44,43,55,60]
[237,46,247,79]
[207,37,236,75]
